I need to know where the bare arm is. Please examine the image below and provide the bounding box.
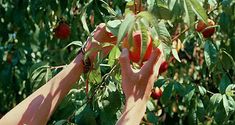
[0,53,84,125]
[0,23,117,125]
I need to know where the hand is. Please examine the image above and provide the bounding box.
[85,23,117,62]
[120,47,164,106]
[117,47,164,125]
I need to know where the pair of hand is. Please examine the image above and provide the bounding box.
[86,23,164,103]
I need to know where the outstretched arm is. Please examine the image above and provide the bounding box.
[0,53,84,125]
[0,23,117,125]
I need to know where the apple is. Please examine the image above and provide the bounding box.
[54,22,71,39]
[195,19,216,38]
[122,31,153,65]
[151,87,163,100]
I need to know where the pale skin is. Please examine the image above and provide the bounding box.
[0,24,164,125]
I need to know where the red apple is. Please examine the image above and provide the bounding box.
[54,22,71,39]
[151,87,163,100]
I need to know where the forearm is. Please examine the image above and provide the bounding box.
[0,53,84,125]
[117,98,147,125]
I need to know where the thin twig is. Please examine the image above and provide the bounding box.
[172,27,190,41]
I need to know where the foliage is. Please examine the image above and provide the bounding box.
[0,0,235,124]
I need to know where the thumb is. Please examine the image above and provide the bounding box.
[119,48,132,75]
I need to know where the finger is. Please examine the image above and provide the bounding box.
[119,48,133,75]
[140,48,161,76]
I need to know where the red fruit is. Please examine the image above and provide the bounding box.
[159,61,168,74]
[195,19,216,38]
[122,31,153,65]
[54,22,71,39]
[151,87,163,100]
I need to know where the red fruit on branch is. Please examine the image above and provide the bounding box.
[195,19,216,38]
[122,31,153,65]
[151,87,163,100]
[54,22,71,39]
[159,61,168,74]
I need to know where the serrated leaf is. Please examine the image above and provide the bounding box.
[189,0,208,23]
[204,41,217,70]
[117,14,135,44]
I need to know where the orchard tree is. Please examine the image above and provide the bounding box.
[0,0,234,125]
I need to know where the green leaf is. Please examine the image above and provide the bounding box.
[100,0,117,16]
[162,83,173,104]
[225,84,235,96]
[196,98,205,121]
[223,94,229,116]
[147,100,155,111]
[198,85,207,96]
[108,46,121,66]
[189,0,208,23]
[147,112,158,123]
[219,74,231,94]
[64,41,82,49]
[106,20,122,36]
[117,14,135,44]
[221,50,235,70]
[155,21,171,46]
[172,49,181,62]
[210,93,222,106]
[204,41,218,70]
[183,85,195,102]
[139,20,149,64]
[183,0,195,27]
[137,11,156,25]
[222,94,235,117]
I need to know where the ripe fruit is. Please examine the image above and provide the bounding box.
[54,22,71,39]
[195,19,216,38]
[122,31,153,65]
[159,61,168,74]
[151,87,163,100]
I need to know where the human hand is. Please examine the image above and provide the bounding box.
[119,47,164,105]
[84,23,117,62]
